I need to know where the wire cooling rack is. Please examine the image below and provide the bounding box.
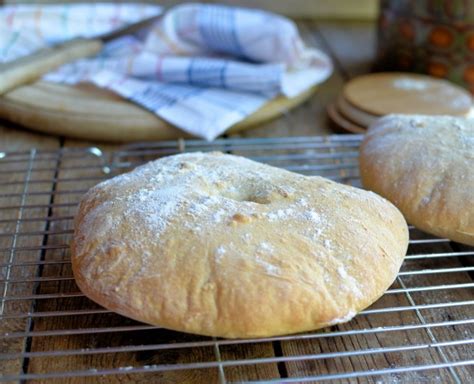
[0,135,473,383]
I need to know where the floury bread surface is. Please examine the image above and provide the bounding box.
[72,152,408,338]
[360,114,474,246]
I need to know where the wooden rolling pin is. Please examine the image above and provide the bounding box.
[0,15,161,95]
[0,40,102,95]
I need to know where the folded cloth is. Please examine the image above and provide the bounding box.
[1,3,333,140]
[0,3,162,61]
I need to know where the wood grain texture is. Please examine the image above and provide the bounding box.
[0,19,472,384]
[0,82,317,142]
[327,102,366,134]
[0,134,59,379]
[337,94,377,127]
[315,20,377,134]
[401,236,474,383]
[0,123,59,152]
[0,39,102,95]
[3,0,379,20]
[281,237,473,383]
[22,139,280,383]
[316,21,376,80]
[343,73,472,117]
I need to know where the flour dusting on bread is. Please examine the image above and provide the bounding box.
[72,152,409,338]
[360,114,473,246]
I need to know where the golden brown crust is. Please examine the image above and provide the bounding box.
[360,114,474,246]
[72,152,408,338]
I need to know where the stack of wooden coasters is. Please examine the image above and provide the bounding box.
[328,72,473,133]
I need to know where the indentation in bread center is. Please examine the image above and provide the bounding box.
[72,152,410,338]
[218,182,291,206]
[220,189,270,204]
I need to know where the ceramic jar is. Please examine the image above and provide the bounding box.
[376,0,474,93]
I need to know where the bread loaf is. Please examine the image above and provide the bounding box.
[72,152,409,338]
[360,114,473,246]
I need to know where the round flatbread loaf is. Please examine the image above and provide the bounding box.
[360,114,474,246]
[72,152,408,338]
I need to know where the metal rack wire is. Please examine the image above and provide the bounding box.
[0,135,473,383]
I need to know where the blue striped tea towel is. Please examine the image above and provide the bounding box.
[1,3,333,140]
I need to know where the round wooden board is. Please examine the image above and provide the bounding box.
[337,94,377,127]
[326,103,366,134]
[0,82,317,142]
[343,72,472,117]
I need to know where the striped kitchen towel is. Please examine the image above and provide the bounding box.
[1,3,333,140]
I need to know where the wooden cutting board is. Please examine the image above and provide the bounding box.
[336,94,378,127]
[326,102,366,134]
[343,72,472,117]
[0,81,317,142]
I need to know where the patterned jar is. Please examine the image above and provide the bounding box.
[375,0,474,93]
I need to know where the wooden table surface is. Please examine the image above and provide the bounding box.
[2,20,472,384]
[0,20,374,152]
